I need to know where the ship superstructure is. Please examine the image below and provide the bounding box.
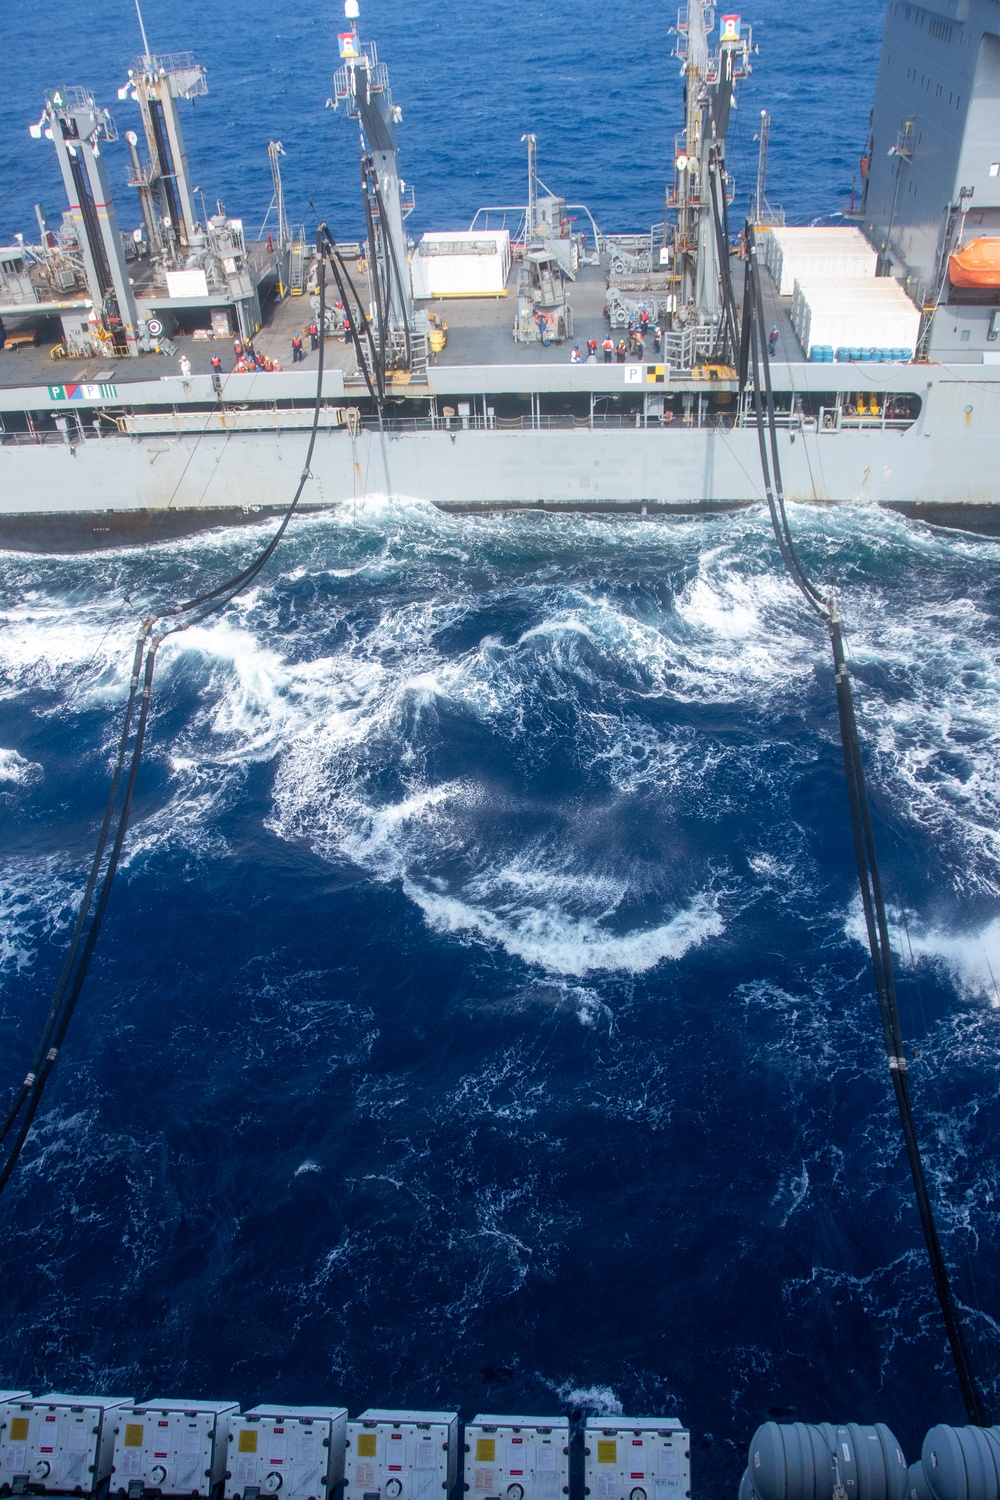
[0,0,999,550]
[862,0,1000,359]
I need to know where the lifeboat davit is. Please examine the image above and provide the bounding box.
[948,237,1000,289]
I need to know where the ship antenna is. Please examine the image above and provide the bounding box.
[135,0,152,60]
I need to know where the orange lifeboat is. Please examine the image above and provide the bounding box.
[949,237,1000,289]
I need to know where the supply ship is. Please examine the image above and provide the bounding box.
[0,0,998,550]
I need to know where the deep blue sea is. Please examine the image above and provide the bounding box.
[3,1,1000,1495]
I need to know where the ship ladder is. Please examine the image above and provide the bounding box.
[289,225,308,295]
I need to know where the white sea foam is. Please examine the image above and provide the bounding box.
[0,749,42,787]
[552,1382,624,1416]
[844,902,1000,1008]
[4,503,999,994]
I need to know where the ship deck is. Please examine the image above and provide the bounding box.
[0,258,805,395]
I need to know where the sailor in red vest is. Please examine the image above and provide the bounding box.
[291,332,304,363]
[603,335,614,362]
[587,337,598,359]
[210,352,222,372]
[309,319,319,350]
[343,314,352,344]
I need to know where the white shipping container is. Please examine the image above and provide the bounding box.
[791,277,920,354]
[344,1411,457,1500]
[0,1395,131,1495]
[226,1407,347,1500]
[464,1416,569,1500]
[583,1419,689,1500]
[764,227,877,295]
[113,1400,237,1498]
[410,231,511,298]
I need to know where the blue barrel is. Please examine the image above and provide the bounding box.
[921,1426,1000,1500]
[909,1463,935,1500]
[860,348,873,361]
[899,348,913,362]
[850,347,863,360]
[747,1423,907,1500]
[837,347,850,362]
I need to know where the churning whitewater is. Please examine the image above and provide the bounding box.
[0,502,999,1487]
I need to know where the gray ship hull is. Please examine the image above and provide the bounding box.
[1,362,998,551]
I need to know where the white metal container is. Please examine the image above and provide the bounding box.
[410,232,511,299]
[225,1407,347,1500]
[112,1400,237,1498]
[764,227,877,296]
[790,276,920,354]
[0,1394,131,1495]
[583,1419,689,1500]
[464,1417,569,1500]
[344,1411,457,1500]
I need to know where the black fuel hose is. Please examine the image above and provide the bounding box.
[0,248,333,1199]
[739,220,987,1425]
[318,222,384,407]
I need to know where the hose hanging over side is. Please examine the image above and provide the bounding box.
[708,149,740,367]
[316,222,384,407]
[739,219,987,1427]
[0,238,335,1200]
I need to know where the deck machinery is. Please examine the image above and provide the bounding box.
[9,21,282,355]
[671,5,752,343]
[333,14,423,374]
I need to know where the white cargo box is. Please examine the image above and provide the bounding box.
[464,1417,569,1500]
[762,226,877,295]
[344,1411,457,1500]
[410,232,511,299]
[113,1400,237,1498]
[583,1419,689,1500]
[225,1407,347,1500]
[0,1394,131,1495]
[790,276,920,355]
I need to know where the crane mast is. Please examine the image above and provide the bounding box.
[672,5,752,329]
[333,3,414,342]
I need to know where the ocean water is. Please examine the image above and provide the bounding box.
[1,0,883,246]
[3,0,1000,1492]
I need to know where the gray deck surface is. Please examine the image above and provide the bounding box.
[0,255,801,393]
